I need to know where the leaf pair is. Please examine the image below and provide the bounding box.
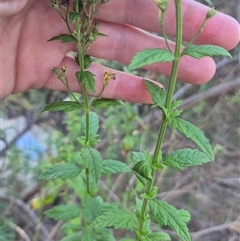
[129,45,231,71]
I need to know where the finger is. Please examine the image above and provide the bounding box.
[96,0,239,50]
[0,0,29,24]
[43,58,155,104]
[87,22,216,85]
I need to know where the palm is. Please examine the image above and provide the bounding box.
[2,0,72,94]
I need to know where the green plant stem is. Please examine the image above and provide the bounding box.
[74,0,91,194]
[160,11,172,53]
[186,19,208,47]
[137,0,183,238]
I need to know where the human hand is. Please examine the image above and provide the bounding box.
[1,0,239,102]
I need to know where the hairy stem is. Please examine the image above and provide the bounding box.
[74,0,91,194]
[137,0,183,238]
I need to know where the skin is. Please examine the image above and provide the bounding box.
[0,0,239,103]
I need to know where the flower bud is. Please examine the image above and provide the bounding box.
[206,7,217,19]
[155,0,169,12]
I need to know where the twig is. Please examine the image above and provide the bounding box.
[191,221,239,240]
[0,194,53,241]
[180,78,240,109]
[8,221,31,241]
[47,221,64,241]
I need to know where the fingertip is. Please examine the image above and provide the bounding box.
[179,56,216,85]
[196,12,240,51]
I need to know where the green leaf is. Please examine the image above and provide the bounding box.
[169,118,214,160]
[84,55,93,69]
[70,176,87,199]
[82,228,115,241]
[41,101,81,112]
[101,160,130,175]
[48,34,76,43]
[143,232,171,241]
[163,148,211,170]
[81,147,102,183]
[0,220,15,241]
[39,164,81,180]
[81,111,99,138]
[129,48,175,70]
[82,197,101,223]
[92,99,125,109]
[132,152,150,185]
[60,234,80,241]
[150,199,191,241]
[132,161,152,181]
[141,186,158,200]
[179,209,191,223]
[94,228,116,241]
[100,201,118,214]
[119,239,134,241]
[82,228,93,241]
[132,151,148,164]
[171,100,182,109]
[143,79,166,108]
[90,209,136,230]
[76,71,96,93]
[96,32,108,37]
[45,205,81,221]
[69,12,82,23]
[203,0,212,5]
[182,44,232,59]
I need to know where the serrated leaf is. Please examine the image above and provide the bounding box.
[101,160,130,175]
[41,101,81,112]
[179,209,191,223]
[150,199,191,241]
[143,79,166,108]
[129,48,175,70]
[182,44,232,59]
[143,232,171,241]
[94,228,116,241]
[90,209,136,230]
[81,147,102,183]
[84,55,93,69]
[69,12,82,23]
[39,164,81,180]
[60,234,80,241]
[45,205,81,221]
[169,118,214,160]
[132,152,149,185]
[132,151,148,164]
[163,148,211,170]
[171,100,182,109]
[76,71,96,93]
[100,201,118,214]
[132,161,152,181]
[82,228,93,241]
[82,197,101,223]
[93,99,125,108]
[48,34,75,43]
[81,111,99,138]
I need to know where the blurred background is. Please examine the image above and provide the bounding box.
[1,0,239,240]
